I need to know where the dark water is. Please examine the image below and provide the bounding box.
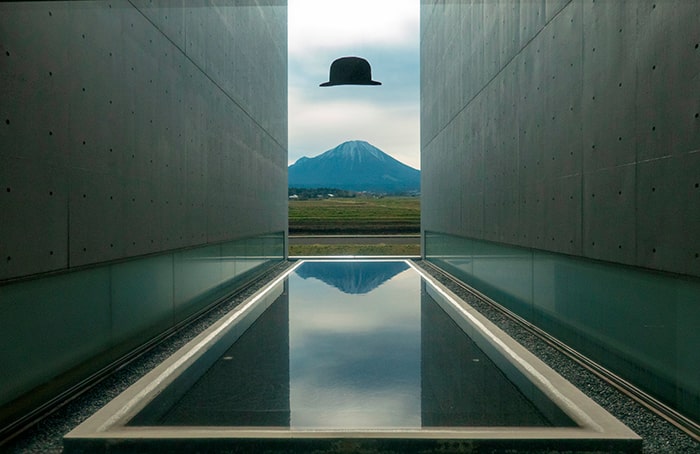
[131,261,571,429]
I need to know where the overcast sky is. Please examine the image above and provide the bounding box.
[288,0,420,169]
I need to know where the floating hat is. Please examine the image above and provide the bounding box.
[320,56,382,87]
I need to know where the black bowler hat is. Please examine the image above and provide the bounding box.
[320,56,382,87]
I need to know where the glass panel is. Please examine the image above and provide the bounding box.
[0,232,284,411]
[0,268,111,406]
[425,231,700,423]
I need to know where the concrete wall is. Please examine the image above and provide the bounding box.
[0,0,286,426]
[422,0,699,277]
[1,0,287,281]
[421,0,700,422]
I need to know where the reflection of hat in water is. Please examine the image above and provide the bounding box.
[320,56,382,87]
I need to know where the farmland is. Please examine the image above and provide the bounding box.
[287,242,420,257]
[288,196,420,235]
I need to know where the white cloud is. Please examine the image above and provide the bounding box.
[288,0,419,57]
[290,383,421,429]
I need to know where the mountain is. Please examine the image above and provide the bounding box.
[288,140,420,193]
[296,261,410,294]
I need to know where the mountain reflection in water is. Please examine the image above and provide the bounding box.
[295,261,409,294]
[129,260,560,429]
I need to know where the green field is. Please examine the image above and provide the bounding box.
[288,243,420,256]
[288,196,420,235]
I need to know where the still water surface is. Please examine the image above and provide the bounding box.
[132,260,557,429]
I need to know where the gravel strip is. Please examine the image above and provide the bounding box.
[5,259,698,453]
[413,260,699,454]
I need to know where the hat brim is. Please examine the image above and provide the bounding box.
[319,80,382,87]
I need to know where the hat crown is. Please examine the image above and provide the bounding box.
[320,57,381,87]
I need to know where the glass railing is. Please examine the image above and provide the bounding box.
[0,232,285,416]
[425,231,700,425]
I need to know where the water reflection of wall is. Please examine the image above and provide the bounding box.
[152,290,290,426]
[420,287,551,427]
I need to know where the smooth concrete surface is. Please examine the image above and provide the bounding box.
[63,260,640,453]
[421,0,700,277]
[421,0,700,425]
[0,0,287,431]
[0,0,287,281]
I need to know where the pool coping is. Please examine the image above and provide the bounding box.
[64,259,641,453]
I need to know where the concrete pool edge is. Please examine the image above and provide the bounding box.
[64,259,641,453]
[408,262,641,442]
[62,261,302,437]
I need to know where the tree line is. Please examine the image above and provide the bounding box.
[288,187,357,199]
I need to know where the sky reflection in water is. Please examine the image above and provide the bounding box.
[133,260,556,428]
[289,262,421,428]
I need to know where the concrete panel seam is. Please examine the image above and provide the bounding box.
[422,0,577,150]
[126,0,286,152]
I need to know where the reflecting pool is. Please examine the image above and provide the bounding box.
[130,260,567,429]
[66,260,641,453]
